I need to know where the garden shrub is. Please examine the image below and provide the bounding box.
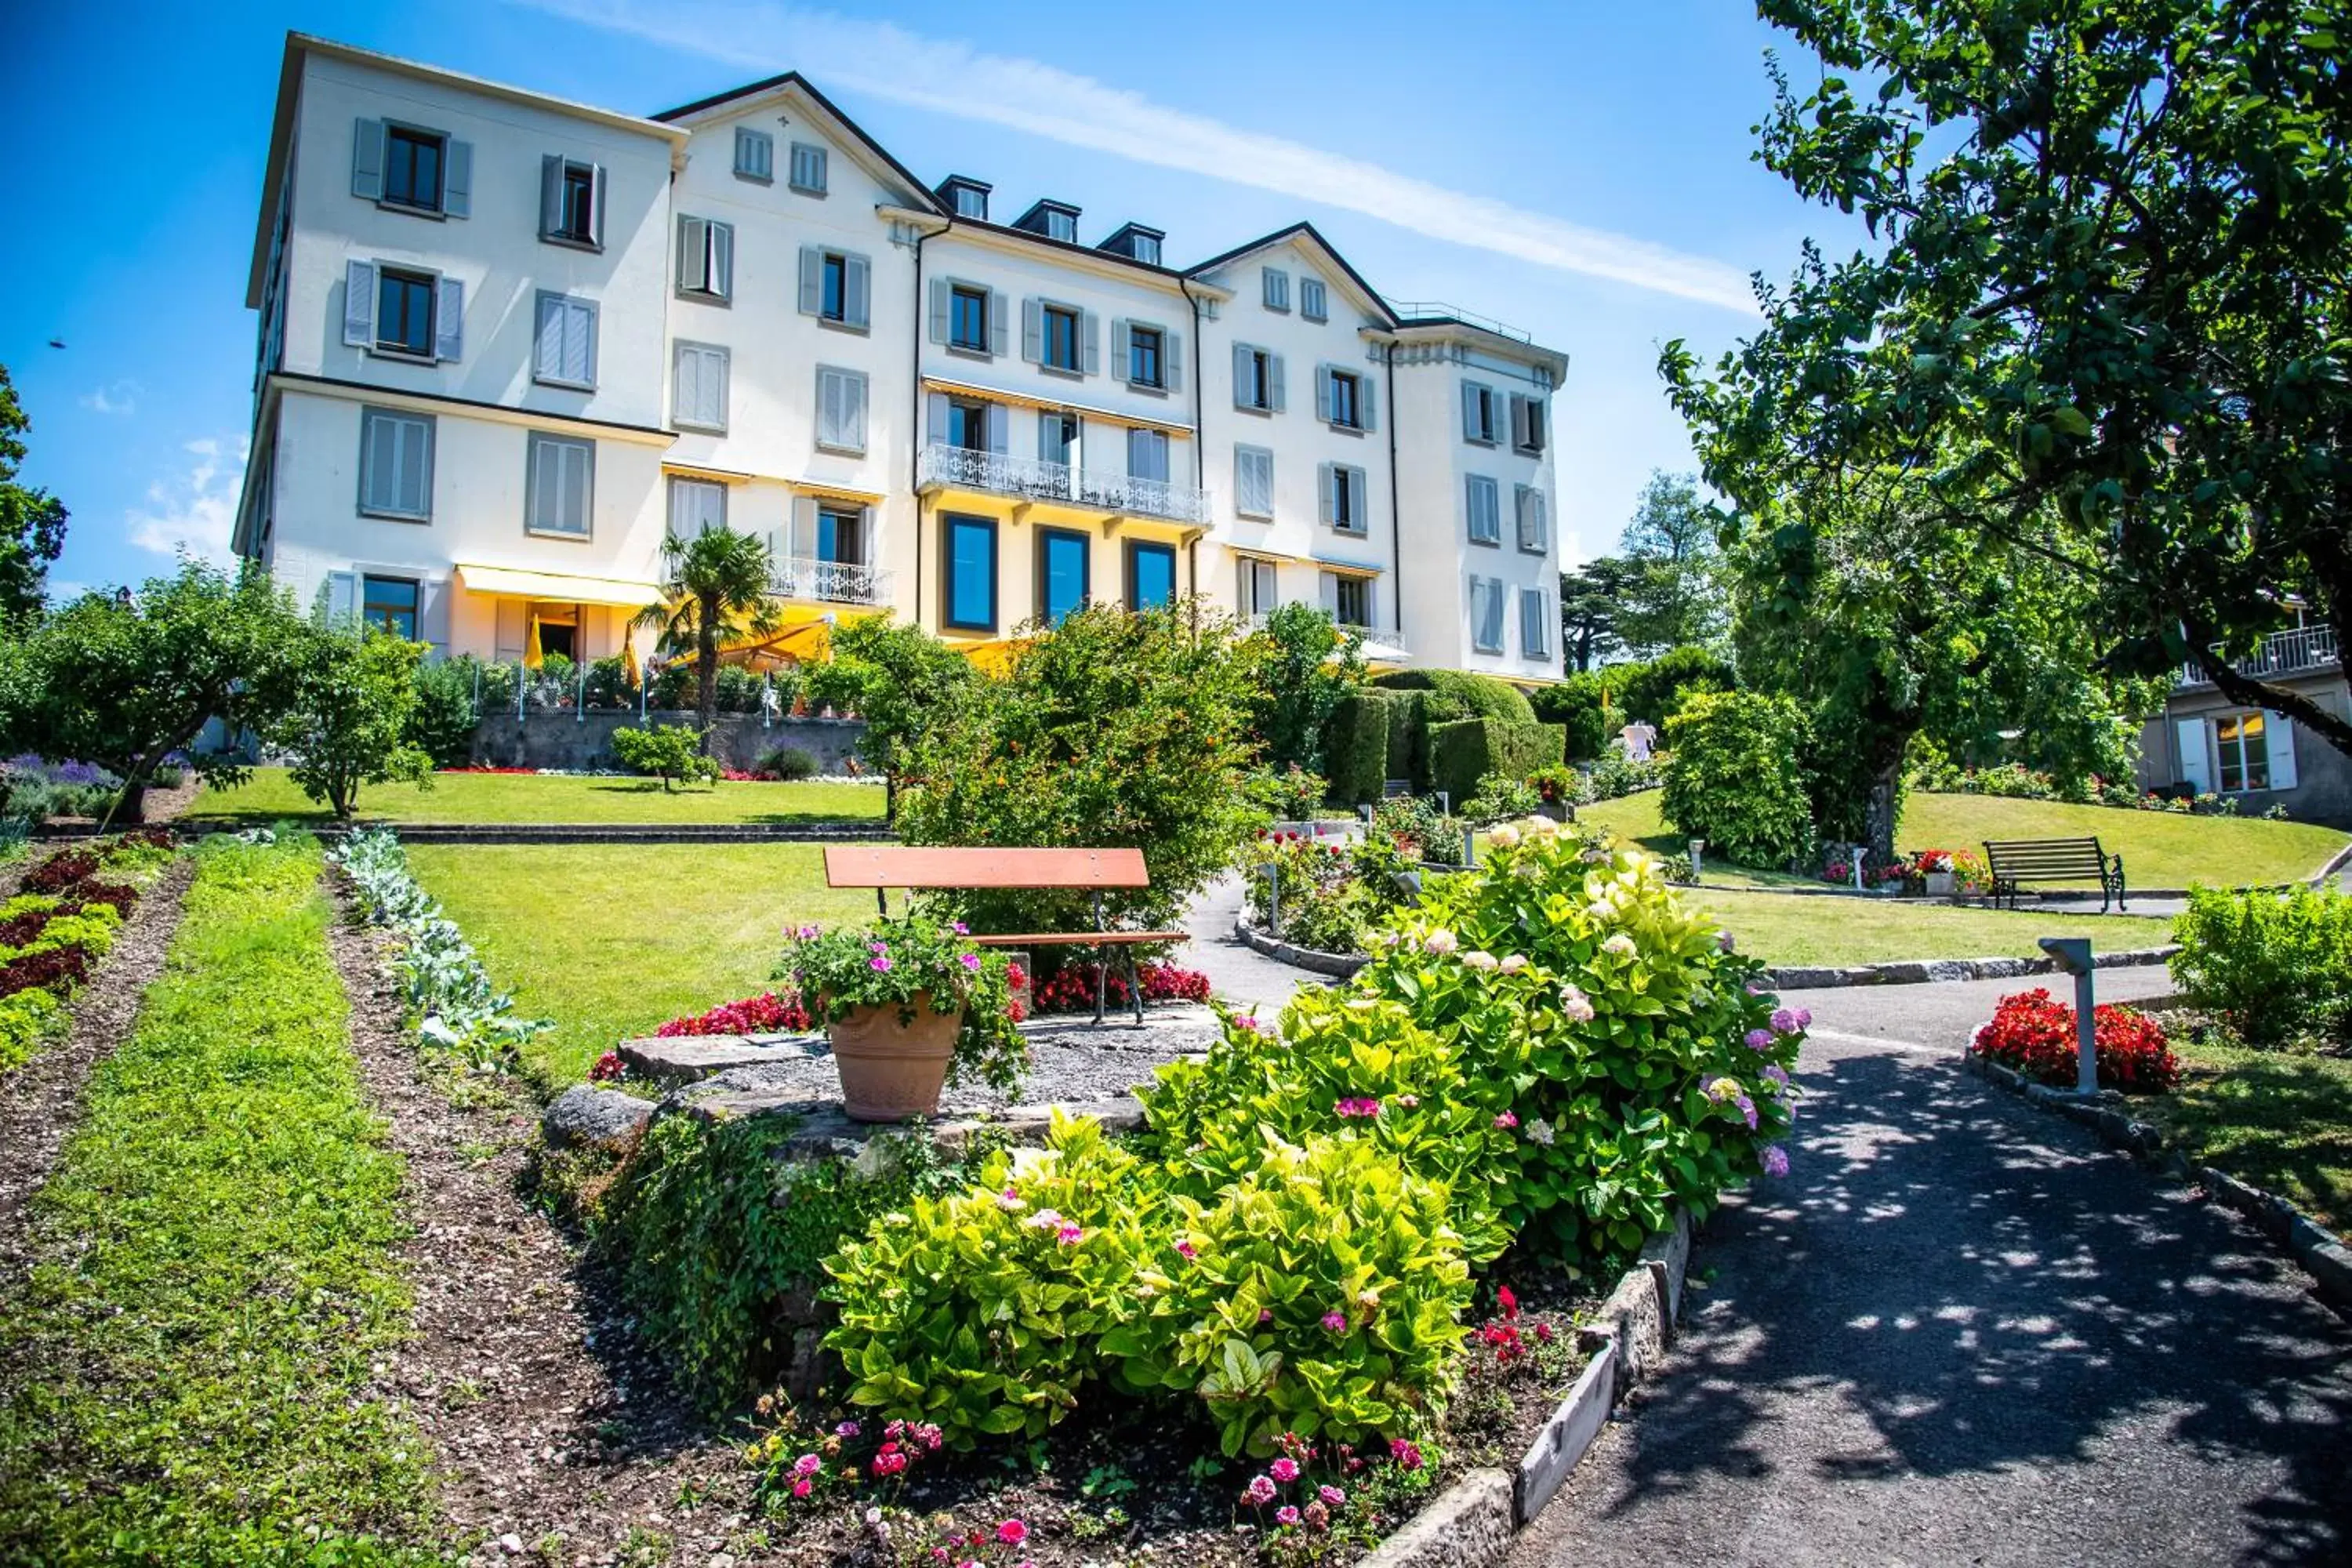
[405,655,483,768]
[757,745,821,782]
[0,987,64,1075]
[1372,669,1537,727]
[1242,763,1329,823]
[1610,645,1732,727]
[1384,688,1430,789]
[1530,673,1610,763]
[1372,795,1463,866]
[1428,718,1563,811]
[1585,750,1663,802]
[1245,602,1366,776]
[2169,886,2352,1048]
[1969,989,2180,1091]
[1659,691,1813,868]
[1323,691,1393,809]
[1031,960,1210,1013]
[610,723,721,790]
[1459,775,1546,827]
[716,665,764,713]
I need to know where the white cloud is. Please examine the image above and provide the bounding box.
[79,379,140,417]
[127,436,246,566]
[522,0,1759,315]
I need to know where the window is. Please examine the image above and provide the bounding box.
[947,397,991,452]
[527,434,594,538]
[1042,303,1081,372]
[1300,277,1327,321]
[1130,234,1161,266]
[1037,528,1090,623]
[1329,371,1360,429]
[1330,574,1371,629]
[1239,557,1279,618]
[361,575,419,640]
[677,216,735,302]
[1461,381,1499,445]
[539,157,604,248]
[382,125,445,212]
[953,184,989,219]
[1128,325,1164,388]
[1235,446,1275,519]
[673,341,729,431]
[1320,366,1374,431]
[1127,541,1177,611]
[667,476,727,537]
[789,141,828,194]
[533,292,597,390]
[1233,345,1283,412]
[1040,411,1079,471]
[1322,463,1367,534]
[1520,587,1552,658]
[799,246,870,330]
[2216,712,2271,792]
[950,285,989,351]
[1043,209,1076,241]
[1262,267,1290,311]
[1515,485,1550,553]
[817,505,864,564]
[1465,474,1501,545]
[358,408,433,521]
[735,126,774,182]
[376,267,436,358]
[1511,392,1547,454]
[815,365,868,455]
[1469,576,1505,653]
[1127,428,1170,483]
[942,514,997,631]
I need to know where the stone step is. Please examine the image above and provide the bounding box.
[617,1033,826,1083]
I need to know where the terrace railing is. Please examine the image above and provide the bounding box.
[2179,625,2339,688]
[918,442,1212,527]
[772,555,891,607]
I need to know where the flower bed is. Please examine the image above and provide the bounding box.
[1968,987,2180,1091]
[0,836,165,1074]
[1033,960,1210,1014]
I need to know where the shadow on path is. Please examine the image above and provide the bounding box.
[1512,1037,2352,1568]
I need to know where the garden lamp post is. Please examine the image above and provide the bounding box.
[1261,860,1279,937]
[1850,844,1868,893]
[1689,838,1705,882]
[1462,824,1478,866]
[2037,936,2099,1094]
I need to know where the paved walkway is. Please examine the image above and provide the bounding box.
[1174,874,1326,1018]
[1512,1011,2352,1567]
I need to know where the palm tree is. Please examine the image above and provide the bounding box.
[635,526,782,745]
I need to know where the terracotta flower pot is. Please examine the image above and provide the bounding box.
[827,992,964,1121]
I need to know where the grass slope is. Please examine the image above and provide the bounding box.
[405,841,880,1086]
[1583,789,2349,891]
[0,836,437,1565]
[187,766,887,826]
[2135,1035,2352,1234]
[1690,891,2174,967]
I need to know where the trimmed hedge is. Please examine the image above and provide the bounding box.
[1530,673,1609,763]
[1385,688,1430,791]
[1324,692,1393,808]
[1371,669,1537,727]
[1428,717,1565,808]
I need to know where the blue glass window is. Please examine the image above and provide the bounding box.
[944,515,996,631]
[376,268,435,356]
[950,287,989,350]
[1039,529,1089,623]
[1127,543,1176,611]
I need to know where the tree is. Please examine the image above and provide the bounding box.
[1613,471,1728,655]
[811,614,976,818]
[1557,558,1636,673]
[20,562,310,822]
[1245,602,1363,774]
[0,365,67,624]
[610,723,721,792]
[267,622,432,818]
[1664,0,2352,771]
[635,527,781,746]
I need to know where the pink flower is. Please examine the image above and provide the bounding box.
[1056,1223,1083,1246]
[791,1477,812,1498]
[996,1187,1025,1210]
[1389,1438,1424,1470]
[1174,1240,1197,1260]
[836,1420,860,1437]
[952,920,970,935]
[796,924,821,938]
[1258,1308,1273,1324]
[1745,1028,1774,1051]
[1233,1014,1261,1033]
[1321,1310,1348,1333]
[871,955,894,972]
[793,1454,822,1476]
[1494,1110,1519,1129]
[1276,1505,1301,1526]
[1244,1474,1278,1506]
[1319,1484,1345,1508]
[960,953,982,971]
[1393,1093,1419,1108]
[1269,1457,1301,1483]
[1718,931,1737,953]
[997,1519,1028,1546]
[1304,1500,1330,1530]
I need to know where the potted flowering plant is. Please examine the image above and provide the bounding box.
[777,913,1028,1120]
[1915,848,1958,898]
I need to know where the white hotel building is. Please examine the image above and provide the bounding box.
[234,35,1569,681]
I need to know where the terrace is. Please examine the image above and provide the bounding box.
[916,441,1213,528]
[2179,624,2339,688]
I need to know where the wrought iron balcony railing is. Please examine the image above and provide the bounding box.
[917,442,1211,527]
[2179,625,2339,688]
[771,555,891,606]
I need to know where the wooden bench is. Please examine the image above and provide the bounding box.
[822,846,1188,1024]
[1980,836,2127,913]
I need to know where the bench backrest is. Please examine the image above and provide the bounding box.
[824,845,1152,891]
[1981,837,2107,878]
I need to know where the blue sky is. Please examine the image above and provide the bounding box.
[0,1,1843,600]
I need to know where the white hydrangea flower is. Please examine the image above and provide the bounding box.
[1602,933,1638,959]
[1423,928,1459,955]
[1487,824,1522,849]
[1461,950,1501,972]
[1497,954,1529,975]
[1524,1118,1556,1145]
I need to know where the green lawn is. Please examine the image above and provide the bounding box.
[185,766,887,826]
[0,836,436,1563]
[405,842,881,1086]
[1581,789,2349,891]
[2135,1033,2352,1234]
[1691,890,2175,967]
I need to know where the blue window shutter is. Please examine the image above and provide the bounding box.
[326,571,358,623]
[351,120,383,199]
[989,290,1009,356]
[567,299,595,387]
[1166,331,1183,394]
[985,402,1008,453]
[1232,343,1253,409]
[843,372,867,452]
[1112,320,1131,383]
[1022,298,1042,364]
[927,391,949,443]
[1360,375,1377,433]
[1314,365,1333,423]
[539,156,564,237]
[844,254,869,328]
[434,276,463,361]
[798,247,822,316]
[443,140,472,218]
[343,260,376,347]
[590,165,608,249]
[712,223,734,299]
[1082,311,1100,376]
[1269,354,1286,412]
[1461,382,1479,440]
[535,294,564,381]
[929,278,950,343]
[1318,463,1334,524]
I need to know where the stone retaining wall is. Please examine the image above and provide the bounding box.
[470,710,866,772]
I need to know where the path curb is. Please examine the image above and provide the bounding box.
[1762,946,2176,990]
[1232,913,1367,978]
[1358,1208,1696,1567]
[1962,1050,2352,1316]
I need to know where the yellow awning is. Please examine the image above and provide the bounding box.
[456,563,662,608]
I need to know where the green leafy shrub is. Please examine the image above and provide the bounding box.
[1530,673,1610,763]
[1242,764,1328,822]
[1459,775,1545,827]
[1659,691,1812,868]
[1373,669,1535,725]
[610,723,720,790]
[1372,795,1463,865]
[757,745,820,781]
[1586,750,1663,802]
[405,655,482,767]
[716,665,763,713]
[1428,718,1563,811]
[0,986,64,1075]
[1323,691,1393,808]
[1244,602,1365,775]
[1610,646,1731,727]
[2169,886,2352,1047]
[583,654,633,710]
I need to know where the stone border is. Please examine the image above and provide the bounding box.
[1233,911,1367,978]
[1759,945,2176,990]
[1357,1208,1696,1568]
[1962,1050,2352,1316]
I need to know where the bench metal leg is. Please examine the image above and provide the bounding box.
[1091,893,1107,1025]
[1125,947,1143,1025]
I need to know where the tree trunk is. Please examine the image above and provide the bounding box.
[115,780,147,826]
[1864,756,1902,869]
[696,604,720,751]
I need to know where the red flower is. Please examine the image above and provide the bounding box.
[1969,988,2180,1092]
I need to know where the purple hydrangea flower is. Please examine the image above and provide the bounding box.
[1761,1144,1790,1178]
[1744,1028,1774,1051]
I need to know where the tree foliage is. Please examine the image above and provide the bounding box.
[1557,557,1638,673]
[266,623,433,818]
[1665,0,2352,764]
[1243,601,1363,775]
[1660,691,1815,869]
[0,365,67,626]
[1612,471,1730,656]
[812,614,978,808]
[636,527,780,744]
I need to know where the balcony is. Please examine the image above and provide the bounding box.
[917,442,1211,528]
[772,555,891,607]
[2179,625,2339,688]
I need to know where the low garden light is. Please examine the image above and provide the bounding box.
[2036,936,2098,1094]
[1688,838,1705,881]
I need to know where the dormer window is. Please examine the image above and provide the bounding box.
[1131,234,1160,265]
[939,175,992,221]
[1098,223,1166,266]
[1015,199,1081,242]
[1045,210,1075,241]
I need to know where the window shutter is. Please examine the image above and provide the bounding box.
[667,477,693,538]
[929,278,952,343]
[799,247,823,316]
[1461,383,1479,440]
[343,260,376,347]
[705,350,728,429]
[408,418,434,514]
[590,165,608,248]
[565,300,594,387]
[1269,354,1286,412]
[1166,330,1183,393]
[564,442,592,533]
[1319,572,1338,614]
[351,120,384,199]
[443,140,472,217]
[434,277,463,361]
[988,289,1009,356]
[1315,365,1333,423]
[1486,579,1505,651]
[2267,713,2299,789]
[419,576,449,652]
[789,495,818,559]
[2175,719,2213,793]
[535,294,564,382]
[1082,311,1100,376]
[1318,463,1334,524]
[815,368,842,449]
[985,402,1007,454]
[678,216,705,291]
[927,391,949,444]
[673,346,699,426]
[1530,491,1548,551]
[1359,375,1377,433]
[711,223,734,299]
[843,372,867,452]
[844,254,869,328]
[1022,298,1042,364]
[1111,320,1131,383]
[361,414,394,513]
[539,155,564,237]
[326,570,358,623]
[1232,343,1253,408]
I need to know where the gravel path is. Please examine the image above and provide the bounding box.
[1174,873,1327,1017]
[1510,1021,2352,1568]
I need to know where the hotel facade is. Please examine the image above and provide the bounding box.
[234,36,1570,681]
